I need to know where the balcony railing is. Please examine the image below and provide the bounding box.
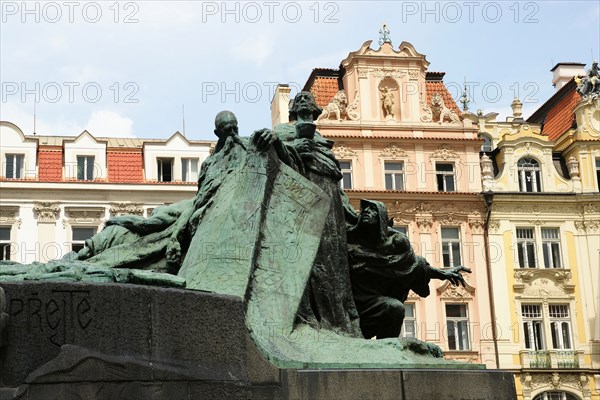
[556,350,579,368]
[520,350,583,369]
[528,350,551,368]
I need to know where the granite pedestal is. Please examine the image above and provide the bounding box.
[0,282,516,400]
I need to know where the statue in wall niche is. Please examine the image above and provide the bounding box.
[318,90,348,122]
[380,86,395,118]
[431,92,461,124]
[347,199,470,340]
[1,99,473,368]
[575,60,600,100]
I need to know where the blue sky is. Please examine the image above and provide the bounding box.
[1,1,598,140]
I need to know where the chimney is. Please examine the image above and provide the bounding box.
[270,84,291,128]
[551,62,585,91]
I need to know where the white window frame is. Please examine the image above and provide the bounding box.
[516,227,537,268]
[339,160,353,189]
[181,158,199,182]
[533,392,578,400]
[516,227,565,269]
[76,155,95,181]
[541,228,562,269]
[384,161,404,191]
[521,303,575,352]
[157,158,174,182]
[4,153,24,179]
[400,302,417,339]
[518,157,541,192]
[71,226,98,253]
[522,304,545,350]
[445,303,470,350]
[436,162,456,192]
[549,304,572,350]
[0,225,12,261]
[441,227,461,268]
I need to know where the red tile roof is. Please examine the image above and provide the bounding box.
[426,81,462,116]
[38,148,63,182]
[107,151,144,183]
[542,88,581,141]
[310,76,340,108]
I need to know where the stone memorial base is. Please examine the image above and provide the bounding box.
[0,282,515,400]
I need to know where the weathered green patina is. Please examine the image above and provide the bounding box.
[0,106,478,369]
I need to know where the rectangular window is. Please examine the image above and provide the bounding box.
[549,304,572,349]
[401,303,416,338]
[541,228,562,269]
[181,158,199,182]
[436,163,455,192]
[441,227,461,268]
[522,304,545,350]
[517,228,537,268]
[157,158,174,182]
[393,226,408,237]
[446,304,470,350]
[76,156,95,180]
[71,227,97,253]
[0,226,11,261]
[384,161,404,191]
[339,161,352,189]
[5,154,24,179]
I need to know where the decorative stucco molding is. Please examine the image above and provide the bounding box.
[34,202,60,223]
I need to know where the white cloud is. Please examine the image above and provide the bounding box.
[0,102,81,135]
[230,33,273,67]
[84,110,134,137]
[0,103,134,137]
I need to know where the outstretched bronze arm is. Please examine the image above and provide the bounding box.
[426,264,471,287]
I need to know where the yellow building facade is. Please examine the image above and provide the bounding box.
[464,74,600,399]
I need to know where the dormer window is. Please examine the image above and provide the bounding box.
[5,154,24,179]
[157,158,174,182]
[518,157,541,192]
[77,156,95,180]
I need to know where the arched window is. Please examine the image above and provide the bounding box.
[518,157,541,192]
[479,134,493,152]
[533,391,579,400]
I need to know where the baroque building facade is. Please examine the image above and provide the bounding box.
[462,63,599,400]
[1,36,598,400]
[271,39,496,367]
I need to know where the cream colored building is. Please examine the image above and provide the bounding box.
[463,63,600,400]
[0,121,210,263]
